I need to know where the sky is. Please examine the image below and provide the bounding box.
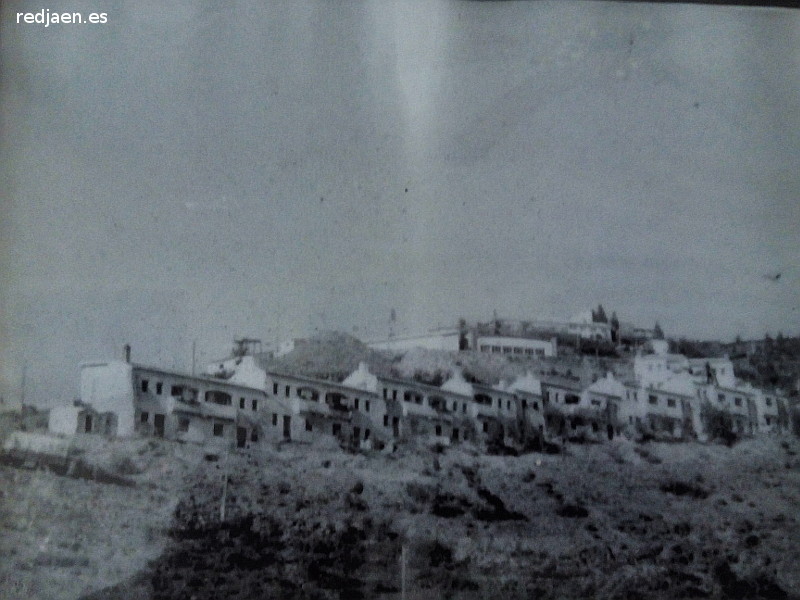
[1,1,799,406]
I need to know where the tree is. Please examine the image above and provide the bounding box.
[594,304,608,323]
[458,318,469,351]
[610,312,620,343]
[653,322,664,340]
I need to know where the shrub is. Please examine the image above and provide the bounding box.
[660,479,709,499]
[701,403,739,446]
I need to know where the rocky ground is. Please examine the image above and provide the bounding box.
[2,434,800,599]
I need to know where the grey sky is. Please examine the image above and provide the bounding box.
[2,1,799,406]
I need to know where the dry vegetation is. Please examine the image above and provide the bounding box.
[2,432,800,600]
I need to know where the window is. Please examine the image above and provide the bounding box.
[452,401,458,411]
[178,417,190,433]
[156,382,163,395]
[392,390,397,400]
[497,398,502,408]
[140,412,149,423]
[535,349,545,357]
[285,385,290,397]
[765,416,772,425]
[507,400,511,410]
[364,429,370,440]
[482,422,488,433]
[734,397,742,407]
[333,423,341,436]
[592,422,598,432]
[272,413,277,426]
[766,398,773,407]
[718,394,725,402]
[206,390,232,406]
[252,399,257,411]
[171,385,182,396]
[383,388,388,399]
[503,347,512,354]
[492,346,501,353]
[514,347,523,354]
[239,398,245,409]
[353,427,360,440]
[213,423,224,437]
[480,345,490,352]
[533,402,539,411]
[525,348,534,356]
[565,394,580,405]
[365,400,370,412]
[141,379,149,392]
[522,399,527,410]
[462,403,467,413]
[667,398,676,408]
[273,383,278,395]
[250,430,258,442]
[305,420,313,432]
[383,415,389,427]
[649,395,658,405]
[452,428,460,441]
[354,398,360,410]
[435,425,442,436]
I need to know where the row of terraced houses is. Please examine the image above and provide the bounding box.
[46,338,791,450]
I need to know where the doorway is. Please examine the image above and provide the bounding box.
[154,414,165,437]
[283,415,291,440]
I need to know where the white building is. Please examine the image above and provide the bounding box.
[476,335,557,358]
[79,361,137,437]
[567,311,612,341]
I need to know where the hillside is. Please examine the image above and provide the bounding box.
[260,331,398,381]
[261,331,627,388]
[2,435,799,600]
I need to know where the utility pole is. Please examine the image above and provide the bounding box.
[400,543,407,600]
[220,449,229,521]
[20,362,27,410]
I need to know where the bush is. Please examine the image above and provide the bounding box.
[660,479,709,499]
[701,404,739,446]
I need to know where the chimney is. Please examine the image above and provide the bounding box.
[124,344,131,363]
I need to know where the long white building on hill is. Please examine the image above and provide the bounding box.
[46,340,792,449]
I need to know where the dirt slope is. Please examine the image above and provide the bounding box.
[3,435,799,600]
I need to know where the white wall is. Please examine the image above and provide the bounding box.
[634,355,670,387]
[368,331,461,352]
[477,336,556,358]
[80,361,136,437]
[48,405,81,436]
